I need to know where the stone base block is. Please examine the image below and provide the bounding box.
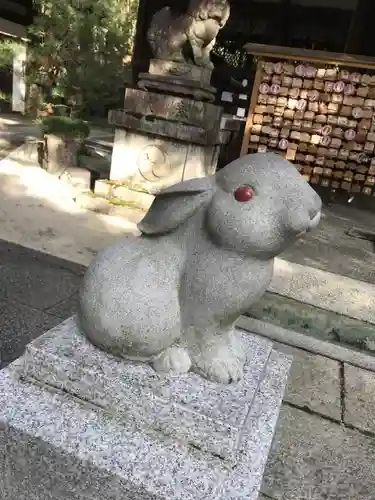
[138,59,216,102]
[0,318,292,500]
[149,59,213,86]
[109,128,220,186]
[108,77,226,194]
[137,73,216,102]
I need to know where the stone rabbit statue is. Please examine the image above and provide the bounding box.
[78,153,321,384]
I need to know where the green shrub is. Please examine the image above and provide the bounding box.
[0,91,11,102]
[38,116,90,139]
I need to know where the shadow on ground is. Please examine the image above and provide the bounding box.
[0,149,140,264]
[282,203,375,284]
[0,149,139,368]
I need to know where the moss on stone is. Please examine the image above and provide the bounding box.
[247,291,375,354]
[100,179,152,193]
[108,198,143,209]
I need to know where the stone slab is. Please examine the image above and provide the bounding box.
[124,88,222,130]
[273,342,342,421]
[108,109,222,146]
[344,363,375,433]
[20,316,274,462]
[149,59,213,86]
[0,348,291,500]
[262,405,375,500]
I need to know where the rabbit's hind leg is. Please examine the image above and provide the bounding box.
[152,346,192,375]
[188,328,246,384]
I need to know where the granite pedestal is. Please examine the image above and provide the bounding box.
[0,317,292,500]
[100,59,231,210]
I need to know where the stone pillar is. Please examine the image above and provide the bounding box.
[12,42,26,114]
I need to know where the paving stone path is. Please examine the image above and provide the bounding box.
[262,342,375,499]
[0,239,84,367]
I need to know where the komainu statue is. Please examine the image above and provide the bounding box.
[147,0,230,69]
[78,153,322,384]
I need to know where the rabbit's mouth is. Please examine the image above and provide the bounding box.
[295,210,321,238]
[307,210,321,231]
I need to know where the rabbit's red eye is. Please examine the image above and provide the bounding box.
[234,185,254,202]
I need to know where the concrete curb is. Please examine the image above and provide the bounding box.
[238,315,375,372]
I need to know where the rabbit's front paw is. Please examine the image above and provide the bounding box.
[152,346,192,375]
[194,353,245,384]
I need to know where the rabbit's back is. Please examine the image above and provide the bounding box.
[78,235,184,358]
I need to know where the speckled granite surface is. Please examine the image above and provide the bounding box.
[20,316,273,461]
[0,320,292,500]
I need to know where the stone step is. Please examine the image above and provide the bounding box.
[94,179,154,211]
[75,191,146,222]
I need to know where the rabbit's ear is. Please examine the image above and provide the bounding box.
[138,176,215,235]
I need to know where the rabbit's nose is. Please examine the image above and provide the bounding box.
[307,193,322,228]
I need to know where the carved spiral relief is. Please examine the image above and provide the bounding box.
[137,145,171,182]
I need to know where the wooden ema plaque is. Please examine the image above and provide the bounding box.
[241,46,375,196]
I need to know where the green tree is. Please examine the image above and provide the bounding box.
[26,0,138,117]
